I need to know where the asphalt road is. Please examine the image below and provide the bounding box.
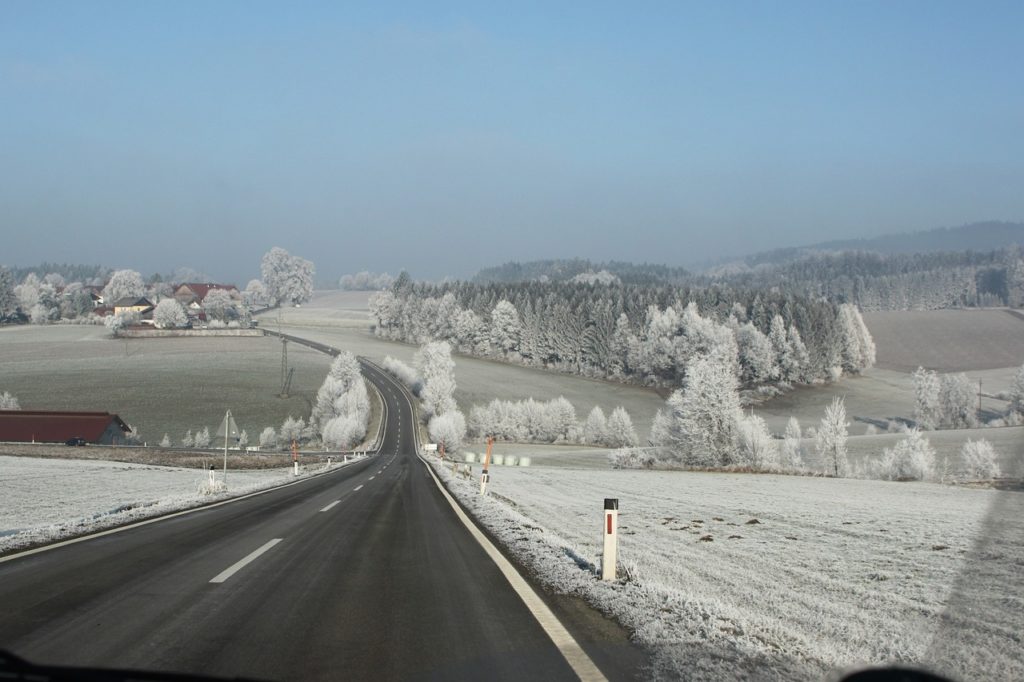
[0,356,643,681]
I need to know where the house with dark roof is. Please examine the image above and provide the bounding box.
[0,411,133,445]
[173,283,241,306]
[112,297,154,316]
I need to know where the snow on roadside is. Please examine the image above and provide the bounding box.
[0,455,357,555]
[427,458,1023,681]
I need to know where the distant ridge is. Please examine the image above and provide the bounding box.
[730,221,1024,270]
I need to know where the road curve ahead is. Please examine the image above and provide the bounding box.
[0,352,639,681]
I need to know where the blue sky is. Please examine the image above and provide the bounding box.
[1,1,1022,283]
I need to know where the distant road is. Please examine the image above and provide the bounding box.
[0,338,643,680]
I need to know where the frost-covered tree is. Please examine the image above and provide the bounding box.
[583,406,608,445]
[606,406,639,448]
[428,410,467,452]
[781,416,804,469]
[238,430,249,448]
[415,341,457,418]
[938,373,977,429]
[489,300,521,357]
[734,322,779,386]
[876,428,935,481]
[203,288,235,321]
[15,272,41,311]
[159,433,171,448]
[323,414,365,450]
[1008,363,1024,415]
[102,269,146,304]
[153,298,188,328]
[913,367,942,430]
[0,391,21,410]
[737,412,778,470]
[280,416,304,444]
[960,439,1000,480]
[259,426,278,448]
[182,429,194,448]
[260,247,315,306]
[837,304,876,374]
[0,266,18,314]
[311,352,368,433]
[194,427,211,448]
[243,279,267,306]
[652,354,742,467]
[816,396,849,477]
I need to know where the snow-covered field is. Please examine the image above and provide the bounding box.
[864,309,1024,372]
[0,455,350,554]
[430,458,1024,681]
[0,325,334,443]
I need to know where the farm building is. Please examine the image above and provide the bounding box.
[0,411,133,445]
[173,283,241,306]
[112,297,154,316]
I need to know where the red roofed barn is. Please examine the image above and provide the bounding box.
[0,411,132,445]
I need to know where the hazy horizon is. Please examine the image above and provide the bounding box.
[3,2,1022,284]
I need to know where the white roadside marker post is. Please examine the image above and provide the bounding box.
[480,436,494,496]
[292,439,299,476]
[602,498,619,581]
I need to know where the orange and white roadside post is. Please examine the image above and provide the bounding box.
[602,498,619,581]
[292,439,299,476]
[480,436,494,495]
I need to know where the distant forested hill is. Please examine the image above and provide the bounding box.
[473,259,690,286]
[732,221,1024,269]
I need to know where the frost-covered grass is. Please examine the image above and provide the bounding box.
[430,459,1024,681]
[0,455,354,554]
[864,309,1024,373]
[0,325,333,443]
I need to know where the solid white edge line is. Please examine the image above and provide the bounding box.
[0,458,361,565]
[418,456,607,682]
[209,538,282,584]
[320,500,341,512]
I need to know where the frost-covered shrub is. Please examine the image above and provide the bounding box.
[864,424,878,435]
[0,391,20,410]
[207,319,226,329]
[181,429,194,448]
[428,410,467,452]
[737,412,778,470]
[280,416,304,444]
[259,426,278,448]
[780,416,804,469]
[159,433,171,448]
[605,406,638,448]
[959,439,1000,480]
[323,414,366,450]
[382,356,423,394]
[609,447,656,469]
[193,426,211,448]
[874,429,936,481]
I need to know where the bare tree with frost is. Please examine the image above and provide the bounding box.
[816,396,849,477]
[0,391,21,410]
[913,367,942,430]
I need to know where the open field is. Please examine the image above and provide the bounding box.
[0,454,358,553]
[0,325,334,445]
[864,309,1024,373]
[431,459,1024,681]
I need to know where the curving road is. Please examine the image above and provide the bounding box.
[0,349,644,681]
